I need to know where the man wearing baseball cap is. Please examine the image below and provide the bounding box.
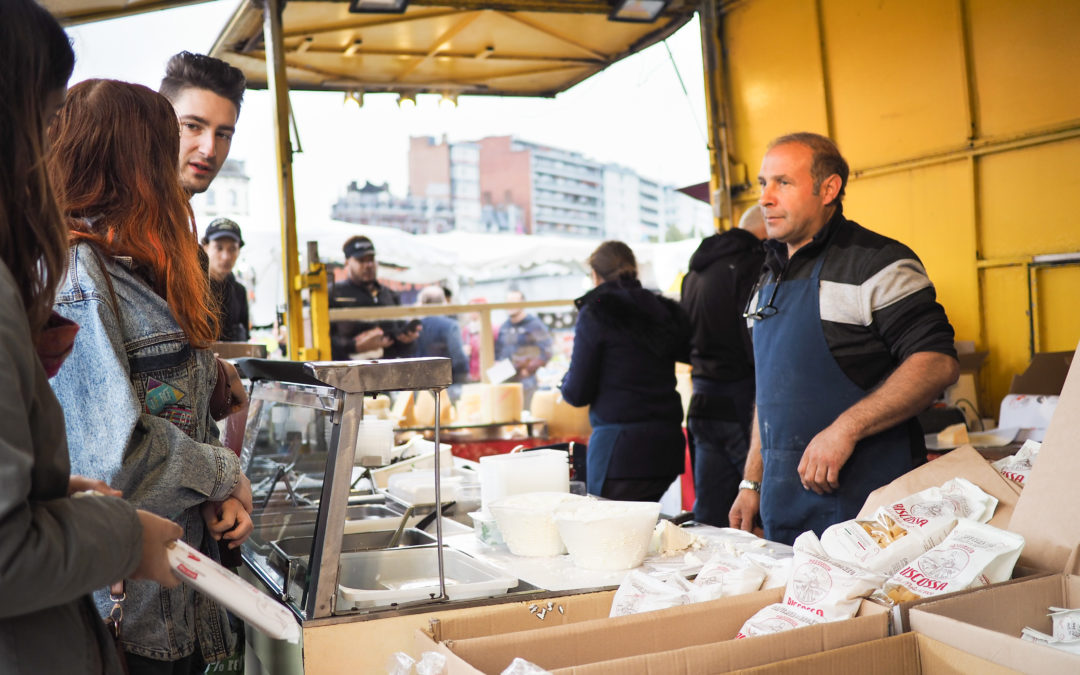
[329,235,421,360]
[201,217,250,341]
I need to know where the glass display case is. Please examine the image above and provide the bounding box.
[235,357,462,621]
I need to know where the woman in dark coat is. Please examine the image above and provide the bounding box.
[561,241,691,502]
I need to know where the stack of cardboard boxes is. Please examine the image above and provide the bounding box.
[415,345,1080,673]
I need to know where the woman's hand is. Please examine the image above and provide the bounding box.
[67,475,122,497]
[131,510,183,588]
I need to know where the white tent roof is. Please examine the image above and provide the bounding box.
[295,219,703,292]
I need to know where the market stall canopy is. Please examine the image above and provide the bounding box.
[208,0,697,97]
[292,219,698,290]
[43,0,212,25]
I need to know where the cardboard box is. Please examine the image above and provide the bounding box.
[427,590,615,643]
[999,350,1073,435]
[731,632,1020,674]
[908,344,1080,673]
[856,444,1020,526]
[418,587,889,674]
[945,348,988,427]
[909,575,1080,674]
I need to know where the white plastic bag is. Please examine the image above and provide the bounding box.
[783,532,886,621]
[880,520,1024,604]
[821,477,997,575]
[1021,627,1080,655]
[690,553,766,602]
[992,439,1041,486]
[735,602,824,639]
[1049,606,1080,641]
[608,571,691,617]
[501,658,553,674]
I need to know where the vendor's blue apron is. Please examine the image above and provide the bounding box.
[753,255,912,545]
[585,414,679,497]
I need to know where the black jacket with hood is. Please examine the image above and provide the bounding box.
[680,228,765,384]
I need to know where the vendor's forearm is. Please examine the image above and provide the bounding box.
[833,351,959,441]
[743,406,763,482]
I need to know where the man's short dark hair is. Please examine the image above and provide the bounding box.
[160,51,246,117]
[769,132,849,204]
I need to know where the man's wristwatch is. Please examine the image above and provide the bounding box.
[739,479,761,493]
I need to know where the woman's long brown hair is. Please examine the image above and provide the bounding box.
[48,79,218,347]
[0,0,74,339]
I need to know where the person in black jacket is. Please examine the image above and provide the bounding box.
[561,241,691,502]
[201,218,250,342]
[329,235,421,360]
[680,205,766,526]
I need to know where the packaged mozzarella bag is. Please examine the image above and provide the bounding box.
[821,477,997,575]
[783,532,886,621]
[880,520,1024,604]
[609,570,691,617]
[690,552,766,602]
[744,552,793,590]
[735,602,824,639]
[1049,606,1080,641]
[1021,627,1080,655]
[992,439,1041,486]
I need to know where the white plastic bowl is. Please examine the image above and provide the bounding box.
[553,500,661,570]
[488,492,584,557]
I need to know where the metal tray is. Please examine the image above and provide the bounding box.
[268,528,437,578]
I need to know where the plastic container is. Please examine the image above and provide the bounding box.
[386,470,462,505]
[336,547,517,609]
[479,450,570,512]
[489,492,585,557]
[468,510,504,546]
[553,499,661,570]
[354,418,394,466]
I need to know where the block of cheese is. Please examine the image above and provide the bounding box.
[391,391,416,428]
[936,422,970,448]
[412,390,454,427]
[549,395,592,439]
[491,383,523,423]
[458,383,493,424]
[530,389,556,423]
[362,395,392,420]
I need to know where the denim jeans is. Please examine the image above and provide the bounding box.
[688,416,750,527]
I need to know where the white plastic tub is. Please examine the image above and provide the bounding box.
[489,492,585,557]
[478,450,569,512]
[337,547,516,610]
[553,500,661,570]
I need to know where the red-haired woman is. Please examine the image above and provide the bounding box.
[48,79,252,674]
[0,3,183,673]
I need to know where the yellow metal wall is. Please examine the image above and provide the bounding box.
[715,0,1080,418]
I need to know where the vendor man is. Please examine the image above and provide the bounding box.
[729,132,959,546]
[329,236,421,360]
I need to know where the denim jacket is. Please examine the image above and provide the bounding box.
[51,242,239,662]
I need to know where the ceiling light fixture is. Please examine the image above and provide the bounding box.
[344,90,364,108]
[608,0,669,23]
[397,92,417,108]
[439,91,459,108]
[348,0,409,14]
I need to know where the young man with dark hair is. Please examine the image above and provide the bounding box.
[159,51,246,195]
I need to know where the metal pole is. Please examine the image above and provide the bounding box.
[262,0,304,360]
[433,388,447,600]
[698,0,733,232]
